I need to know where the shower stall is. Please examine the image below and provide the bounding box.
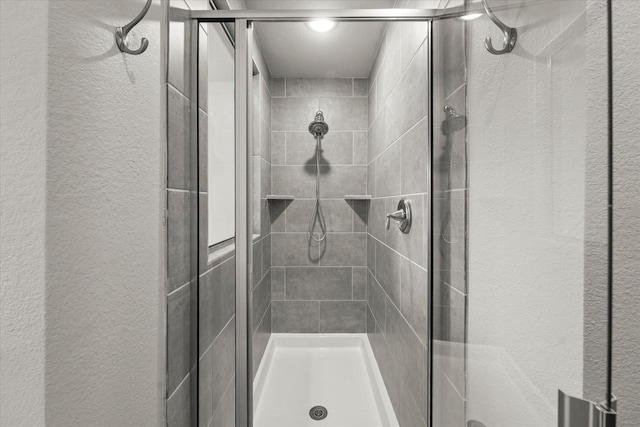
[165,1,616,426]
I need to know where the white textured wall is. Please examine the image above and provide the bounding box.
[44,0,165,425]
[0,2,48,425]
[467,2,591,425]
[612,2,640,425]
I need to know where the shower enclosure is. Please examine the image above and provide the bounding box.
[165,1,616,426]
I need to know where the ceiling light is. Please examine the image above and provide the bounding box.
[460,13,483,21]
[306,19,337,33]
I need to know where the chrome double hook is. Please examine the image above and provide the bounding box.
[115,0,153,55]
[482,0,517,55]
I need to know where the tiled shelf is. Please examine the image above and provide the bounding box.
[266,195,295,201]
[343,195,372,201]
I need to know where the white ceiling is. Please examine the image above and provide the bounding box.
[243,0,397,78]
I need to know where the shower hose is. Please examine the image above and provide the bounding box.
[308,134,327,242]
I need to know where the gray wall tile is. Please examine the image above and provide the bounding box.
[353,266,368,300]
[368,110,387,162]
[286,267,352,300]
[272,97,319,131]
[319,301,367,333]
[286,78,353,97]
[210,378,235,427]
[319,233,367,266]
[272,301,319,333]
[319,165,367,198]
[376,141,402,197]
[271,131,286,165]
[354,131,368,165]
[168,1,191,96]
[352,200,368,232]
[375,241,401,306]
[199,257,235,354]
[271,266,285,300]
[285,199,353,233]
[385,43,428,146]
[286,131,353,166]
[253,306,271,379]
[167,283,191,395]
[270,78,285,96]
[354,78,369,96]
[167,374,190,427]
[367,271,386,333]
[252,270,271,333]
[269,200,287,232]
[400,118,430,195]
[319,97,368,131]
[271,233,320,266]
[367,234,376,273]
[168,86,191,190]
[272,165,315,197]
[400,259,429,346]
[200,317,235,426]
[168,190,190,292]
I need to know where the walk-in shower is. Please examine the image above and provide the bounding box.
[307,110,329,242]
[164,1,617,426]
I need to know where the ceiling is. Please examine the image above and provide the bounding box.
[243,0,397,78]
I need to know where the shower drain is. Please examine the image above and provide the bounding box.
[309,406,328,421]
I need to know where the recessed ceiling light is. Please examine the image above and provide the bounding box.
[306,19,337,32]
[460,13,483,21]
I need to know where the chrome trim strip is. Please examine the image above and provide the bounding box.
[234,18,250,427]
[189,18,200,427]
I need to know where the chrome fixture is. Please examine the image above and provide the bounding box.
[309,110,329,138]
[308,111,329,242]
[442,105,466,135]
[558,390,616,427]
[115,0,152,55]
[309,405,328,420]
[386,199,412,234]
[481,0,517,55]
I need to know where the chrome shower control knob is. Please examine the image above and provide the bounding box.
[385,199,412,234]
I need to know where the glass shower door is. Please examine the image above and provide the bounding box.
[432,0,614,426]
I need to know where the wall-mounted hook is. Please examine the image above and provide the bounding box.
[115,0,153,55]
[481,0,517,55]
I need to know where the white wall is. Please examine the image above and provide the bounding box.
[2,0,165,425]
[612,2,640,425]
[466,1,594,425]
[0,2,48,425]
[44,0,165,425]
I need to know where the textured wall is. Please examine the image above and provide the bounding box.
[366,21,431,427]
[44,0,164,425]
[612,1,640,425]
[466,2,591,426]
[269,77,369,333]
[0,1,48,425]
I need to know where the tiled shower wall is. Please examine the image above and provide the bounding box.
[269,78,369,333]
[366,21,432,427]
[250,47,273,379]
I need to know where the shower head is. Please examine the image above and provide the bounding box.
[442,105,466,135]
[309,110,329,138]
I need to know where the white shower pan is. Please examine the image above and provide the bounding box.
[253,334,399,427]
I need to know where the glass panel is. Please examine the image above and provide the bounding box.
[431,0,611,426]
[197,21,238,427]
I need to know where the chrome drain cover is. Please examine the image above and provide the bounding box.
[309,406,328,421]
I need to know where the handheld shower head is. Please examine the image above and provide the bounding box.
[309,110,329,138]
[442,105,466,135]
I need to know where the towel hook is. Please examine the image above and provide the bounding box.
[115,0,152,55]
[481,0,517,55]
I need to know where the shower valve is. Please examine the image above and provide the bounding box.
[385,199,412,234]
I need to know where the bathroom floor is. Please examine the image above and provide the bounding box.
[253,334,398,427]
